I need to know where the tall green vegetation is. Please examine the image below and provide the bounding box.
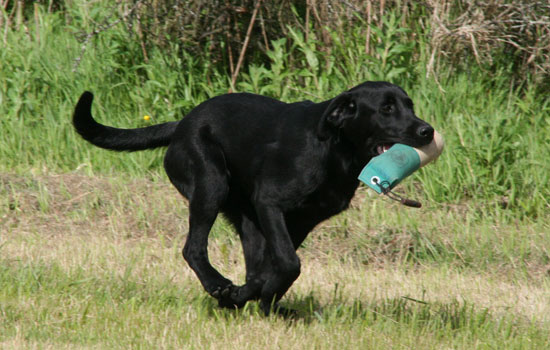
[2,3,550,348]
[0,0,548,217]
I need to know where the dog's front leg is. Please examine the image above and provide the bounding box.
[214,214,269,308]
[255,205,301,315]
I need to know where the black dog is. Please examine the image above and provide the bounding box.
[73,82,434,315]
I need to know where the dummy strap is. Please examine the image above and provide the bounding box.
[371,178,422,208]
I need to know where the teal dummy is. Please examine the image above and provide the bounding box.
[358,131,444,206]
[358,144,420,194]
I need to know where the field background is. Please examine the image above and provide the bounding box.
[1,0,549,349]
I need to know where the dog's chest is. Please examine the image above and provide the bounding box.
[295,176,359,220]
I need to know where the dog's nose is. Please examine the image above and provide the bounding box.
[417,125,434,140]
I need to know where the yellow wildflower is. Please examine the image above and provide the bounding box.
[143,115,151,121]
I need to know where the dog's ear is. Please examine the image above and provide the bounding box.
[317,92,357,140]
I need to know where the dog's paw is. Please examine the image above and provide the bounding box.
[213,284,261,309]
[211,284,231,300]
[211,284,244,309]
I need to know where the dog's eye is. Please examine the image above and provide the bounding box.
[380,104,394,114]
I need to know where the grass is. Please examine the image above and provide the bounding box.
[1,2,549,215]
[1,1,550,349]
[1,174,550,349]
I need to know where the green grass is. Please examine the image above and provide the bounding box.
[1,1,548,216]
[1,1,550,349]
[1,174,550,349]
[1,260,548,349]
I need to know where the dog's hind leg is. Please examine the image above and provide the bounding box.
[164,128,236,301]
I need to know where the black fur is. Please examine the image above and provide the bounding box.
[73,92,179,151]
[73,82,434,315]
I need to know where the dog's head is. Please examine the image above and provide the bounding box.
[318,81,434,163]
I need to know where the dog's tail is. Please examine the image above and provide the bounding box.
[73,91,179,151]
